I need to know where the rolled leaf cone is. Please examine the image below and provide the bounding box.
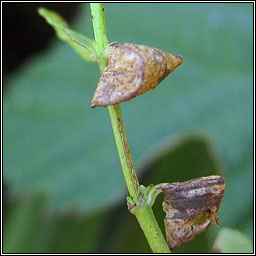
[91,42,183,107]
[161,175,225,250]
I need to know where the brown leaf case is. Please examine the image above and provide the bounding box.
[161,175,225,250]
[91,42,183,107]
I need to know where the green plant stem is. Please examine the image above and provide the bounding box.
[90,3,108,53]
[134,206,170,253]
[90,3,171,253]
[90,3,142,206]
[108,104,142,204]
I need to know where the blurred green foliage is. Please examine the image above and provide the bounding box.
[3,3,253,253]
[213,227,253,253]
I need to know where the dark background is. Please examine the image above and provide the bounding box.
[3,3,80,86]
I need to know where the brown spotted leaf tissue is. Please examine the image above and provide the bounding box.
[91,42,183,107]
[161,175,225,250]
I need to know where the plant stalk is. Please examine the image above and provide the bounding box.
[90,2,142,206]
[90,3,171,253]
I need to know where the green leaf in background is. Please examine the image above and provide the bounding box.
[38,7,97,62]
[213,227,253,253]
[3,196,107,253]
[3,3,253,253]
[3,196,45,253]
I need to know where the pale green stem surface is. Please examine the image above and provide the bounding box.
[135,206,170,253]
[108,105,142,204]
[90,3,171,253]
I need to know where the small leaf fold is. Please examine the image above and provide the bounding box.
[38,7,97,62]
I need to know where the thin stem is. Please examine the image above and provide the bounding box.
[108,105,170,253]
[90,3,142,205]
[108,104,142,204]
[90,3,171,253]
[90,3,108,53]
[135,206,170,253]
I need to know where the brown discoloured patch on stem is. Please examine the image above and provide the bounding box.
[114,105,142,202]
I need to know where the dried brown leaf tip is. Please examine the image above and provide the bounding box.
[161,175,225,250]
[91,42,183,107]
